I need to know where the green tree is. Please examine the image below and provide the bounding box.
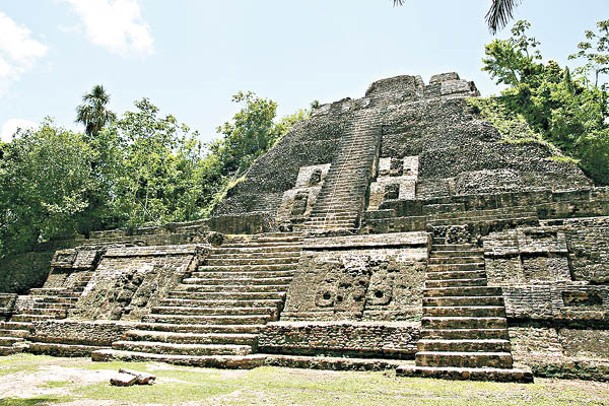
[102,98,207,227]
[75,84,117,138]
[475,20,609,184]
[212,91,309,177]
[393,0,521,34]
[569,20,609,87]
[0,120,98,256]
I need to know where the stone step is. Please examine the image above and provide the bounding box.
[125,330,257,346]
[416,351,513,369]
[432,245,484,252]
[135,323,263,335]
[113,341,253,356]
[429,251,484,259]
[423,306,506,318]
[396,365,533,383]
[174,284,288,293]
[0,346,20,356]
[29,301,73,309]
[304,227,357,234]
[189,271,296,280]
[424,286,502,297]
[182,272,294,285]
[208,252,300,260]
[429,215,538,227]
[29,308,68,317]
[142,314,273,325]
[226,234,302,242]
[29,290,81,298]
[423,296,504,307]
[181,277,293,286]
[151,306,278,317]
[0,321,32,331]
[264,354,404,371]
[0,329,31,338]
[0,336,24,346]
[11,314,58,323]
[422,317,507,330]
[425,278,487,288]
[426,270,487,280]
[28,342,105,357]
[310,200,360,208]
[167,291,284,301]
[197,264,297,272]
[304,219,356,226]
[220,241,303,249]
[421,328,509,340]
[427,263,485,272]
[92,349,267,369]
[159,298,282,308]
[305,212,358,219]
[427,257,485,265]
[214,246,302,255]
[31,294,78,301]
[310,208,359,216]
[203,257,299,266]
[417,339,511,353]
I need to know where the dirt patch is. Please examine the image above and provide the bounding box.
[0,365,115,399]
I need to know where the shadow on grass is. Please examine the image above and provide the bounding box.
[0,397,65,406]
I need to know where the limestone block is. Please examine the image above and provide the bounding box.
[110,373,138,387]
[508,327,564,359]
[429,72,460,84]
[440,80,475,96]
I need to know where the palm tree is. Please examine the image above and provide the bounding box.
[75,85,117,138]
[393,0,521,35]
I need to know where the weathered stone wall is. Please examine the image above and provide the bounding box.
[484,219,609,321]
[379,98,590,198]
[84,220,210,247]
[259,321,419,359]
[282,232,429,321]
[70,244,208,321]
[31,320,135,346]
[509,324,609,380]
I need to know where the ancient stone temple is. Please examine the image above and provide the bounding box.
[2,73,609,382]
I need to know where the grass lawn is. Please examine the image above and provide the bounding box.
[0,354,608,405]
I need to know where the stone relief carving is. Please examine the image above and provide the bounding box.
[368,156,419,211]
[277,164,331,229]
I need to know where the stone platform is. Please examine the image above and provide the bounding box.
[396,364,533,383]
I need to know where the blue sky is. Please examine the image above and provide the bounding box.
[0,0,607,143]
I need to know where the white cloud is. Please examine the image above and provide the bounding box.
[0,12,48,95]
[1,119,39,143]
[63,0,154,57]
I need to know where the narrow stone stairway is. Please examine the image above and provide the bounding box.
[300,111,380,235]
[397,241,533,382]
[93,233,303,368]
[0,287,82,356]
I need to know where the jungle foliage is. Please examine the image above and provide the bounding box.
[471,20,609,185]
[0,90,309,256]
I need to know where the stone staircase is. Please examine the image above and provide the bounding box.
[11,288,82,323]
[93,233,303,368]
[397,241,533,382]
[300,111,380,235]
[0,287,82,356]
[0,321,31,355]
